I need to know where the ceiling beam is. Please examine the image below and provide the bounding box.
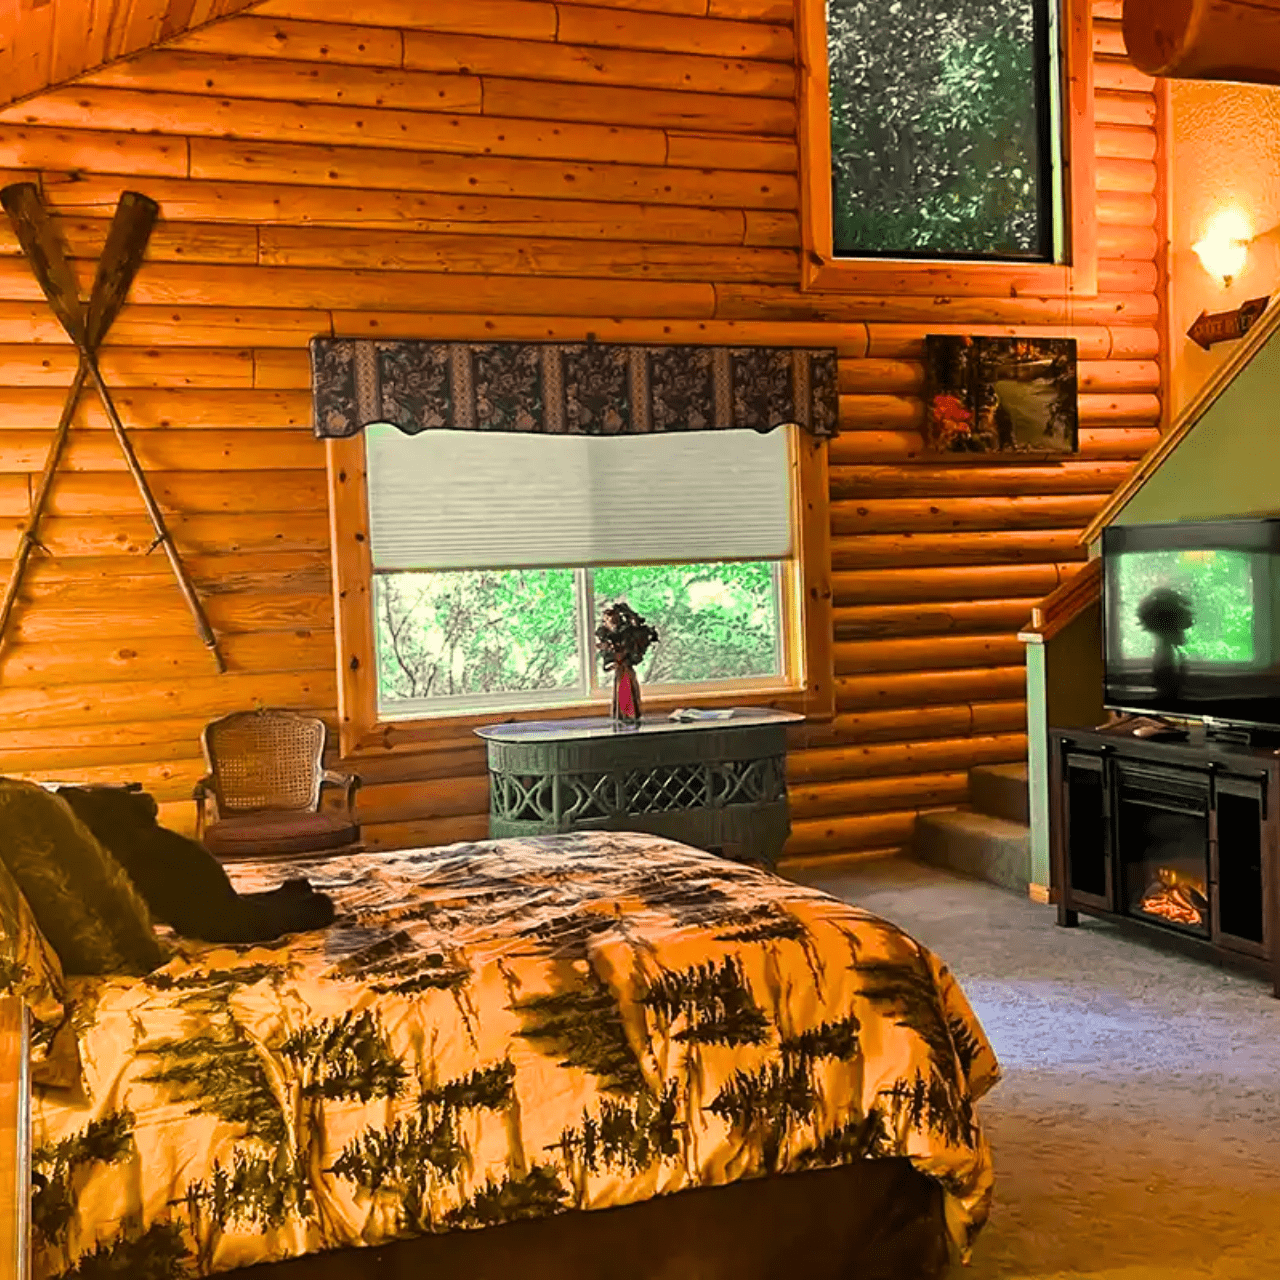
[1124,0,1280,83]
[0,0,266,111]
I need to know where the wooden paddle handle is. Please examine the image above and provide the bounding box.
[0,360,90,651]
[85,360,227,673]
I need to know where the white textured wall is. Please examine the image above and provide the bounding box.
[1170,81,1280,419]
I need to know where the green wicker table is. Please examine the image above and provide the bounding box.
[475,709,804,869]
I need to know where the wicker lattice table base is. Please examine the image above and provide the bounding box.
[475,710,803,869]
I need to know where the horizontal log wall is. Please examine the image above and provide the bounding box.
[0,0,1160,858]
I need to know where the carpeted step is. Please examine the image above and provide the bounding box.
[912,809,1030,895]
[968,762,1029,825]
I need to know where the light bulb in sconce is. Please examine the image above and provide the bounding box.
[1193,208,1253,287]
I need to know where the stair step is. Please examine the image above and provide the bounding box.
[969,761,1029,825]
[912,809,1030,895]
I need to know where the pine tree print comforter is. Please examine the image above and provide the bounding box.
[29,833,1000,1278]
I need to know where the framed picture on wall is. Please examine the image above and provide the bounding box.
[923,335,1078,458]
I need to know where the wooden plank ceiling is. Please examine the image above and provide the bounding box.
[0,0,263,109]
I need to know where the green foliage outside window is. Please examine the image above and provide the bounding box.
[373,562,783,714]
[1113,550,1256,665]
[375,569,580,703]
[827,0,1052,259]
[593,563,780,686]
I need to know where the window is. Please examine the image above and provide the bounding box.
[373,563,786,718]
[327,423,832,754]
[797,0,1095,294]
[828,0,1060,261]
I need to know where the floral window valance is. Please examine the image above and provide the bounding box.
[310,338,840,439]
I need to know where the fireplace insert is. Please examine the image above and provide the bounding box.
[1114,761,1211,937]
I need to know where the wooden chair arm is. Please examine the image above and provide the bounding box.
[192,776,217,839]
[320,769,361,816]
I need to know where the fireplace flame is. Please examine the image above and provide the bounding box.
[1139,867,1208,928]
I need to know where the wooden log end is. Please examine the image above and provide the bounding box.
[1124,0,1280,83]
[1123,0,1195,76]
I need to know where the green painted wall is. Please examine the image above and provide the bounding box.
[1025,643,1050,890]
[1116,330,1280,526]
[1025,605,1105,892]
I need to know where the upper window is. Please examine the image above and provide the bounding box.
[827,0,1062,262]
[363,426,799,721]
[797,0,1095,294]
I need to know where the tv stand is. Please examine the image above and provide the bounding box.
[1103,713,1190,742]
[1050,725,1280,996]
[1133,723,1189,742]
[1206,724,1254,748]
[1201,719,1280,750]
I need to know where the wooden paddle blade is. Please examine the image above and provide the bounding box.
[0,182,85,345]
[84,191,158,352]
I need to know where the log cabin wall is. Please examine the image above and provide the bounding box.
[0,0,1162,859]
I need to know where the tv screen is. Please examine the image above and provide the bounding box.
[1103,518,1280,728]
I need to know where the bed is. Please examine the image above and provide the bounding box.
[7,831,999,1279]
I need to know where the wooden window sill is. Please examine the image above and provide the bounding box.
[803,256,1095,300]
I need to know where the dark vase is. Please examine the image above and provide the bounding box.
[612,662,642,726]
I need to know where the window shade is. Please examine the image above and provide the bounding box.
[366,425,793,571]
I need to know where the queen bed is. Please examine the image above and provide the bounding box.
[4,830,998,1280]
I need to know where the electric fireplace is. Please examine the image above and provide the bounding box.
[1050,726,1278,995]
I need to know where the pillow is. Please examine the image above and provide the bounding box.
[0,854,79,1088]
[0,778,166,976]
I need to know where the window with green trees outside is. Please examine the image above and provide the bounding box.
[374,562,784,714]
[364,426,796,720]
[826,0,1064,261]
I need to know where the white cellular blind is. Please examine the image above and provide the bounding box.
[366,425,793,571]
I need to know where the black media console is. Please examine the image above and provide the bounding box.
[1050,725,1280,996]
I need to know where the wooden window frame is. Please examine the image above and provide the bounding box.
[327,427,835,761]
[796,0,1098,298]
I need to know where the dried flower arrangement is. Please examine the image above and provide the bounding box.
[596,602,659,725]
[596,601,659,672]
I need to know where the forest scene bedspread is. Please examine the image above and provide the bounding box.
[29,833,1000,1278]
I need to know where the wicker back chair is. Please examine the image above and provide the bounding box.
[194,709,361,861]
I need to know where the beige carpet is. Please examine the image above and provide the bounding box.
[791,858,1280,1280]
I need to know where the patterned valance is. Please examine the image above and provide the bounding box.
[310,338,839,439]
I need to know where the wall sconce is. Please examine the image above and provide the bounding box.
[1193,208,1253,287]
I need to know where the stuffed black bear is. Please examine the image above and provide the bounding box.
[58,785,335,945]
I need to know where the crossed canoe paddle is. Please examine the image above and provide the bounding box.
[0,183,225,673]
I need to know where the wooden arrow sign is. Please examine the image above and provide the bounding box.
[1188,296,1271,350]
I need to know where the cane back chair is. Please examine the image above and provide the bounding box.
[194,708,361,861]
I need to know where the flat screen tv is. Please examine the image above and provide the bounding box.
[1103,517,1280,730]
